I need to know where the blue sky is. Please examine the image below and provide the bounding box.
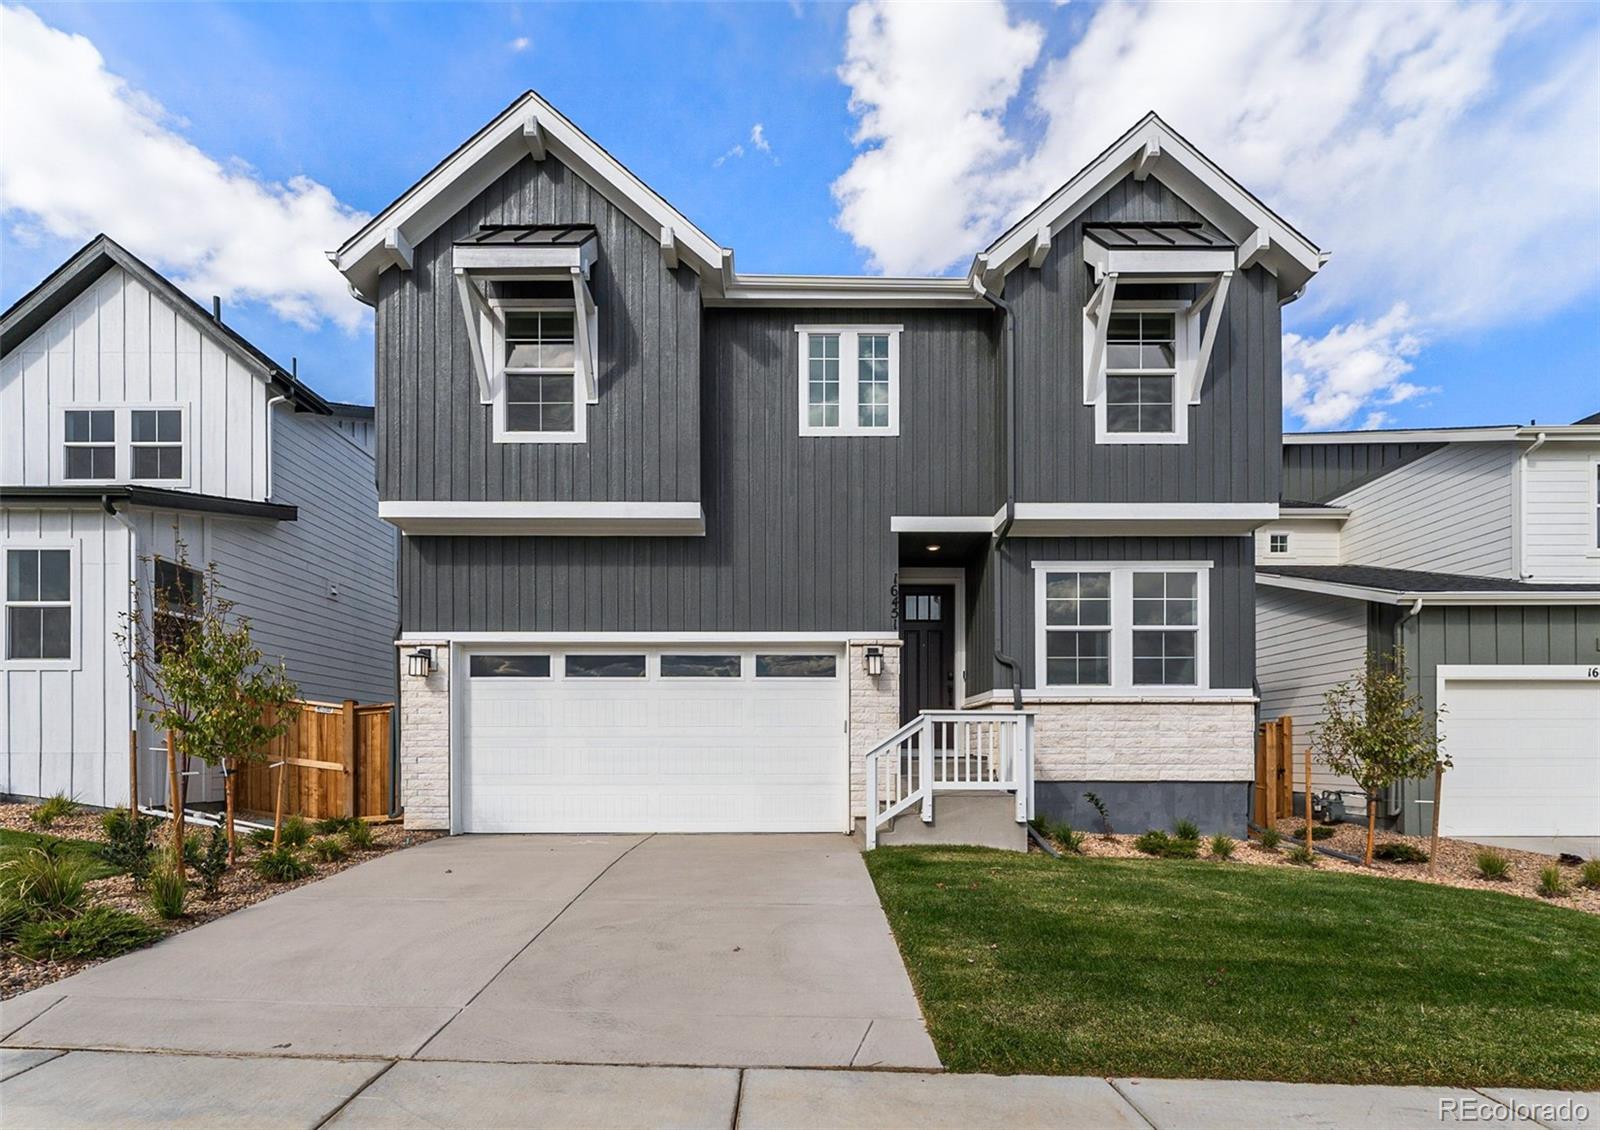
[3,1,1597,428]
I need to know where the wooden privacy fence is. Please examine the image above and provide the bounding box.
[1254,715,1294,825]
[235,699,393,820]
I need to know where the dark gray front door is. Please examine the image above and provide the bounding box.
[899,584,955,724]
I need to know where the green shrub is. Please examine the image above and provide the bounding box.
[1537,865,1569,899]
[1580,860,1600,890]
[253,846,313,883]
[342,820,376,852]
[1259,827,1282,851]
[1173,819,1200,842]
[310,836,347,863]
[314,816,359,836]
[247,826,276,851]
[100,808,157,882]
[12,906,162,961]
[193,827,229,898]
[1474,849,1511,881]
[1209,834,1235,860]
[146,852,187,920]
[0,897,29,942]
[279,816,312,849]
[1373,841,1429,864]
[1037,818,1083,854]
[1289,825,1336,841]
[1133,830,1199,859]
[0,846,88,920]
[1285,843,1317,866]
[29,792,79,828]
[1082,791,1114,836]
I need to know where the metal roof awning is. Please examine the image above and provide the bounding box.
[0,485,297,522]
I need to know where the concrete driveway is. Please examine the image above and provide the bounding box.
[0,833,937,1070]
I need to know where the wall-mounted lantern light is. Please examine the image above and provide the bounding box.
[863,645,884,678]
[407,647,435,678]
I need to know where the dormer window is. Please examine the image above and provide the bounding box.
[499,306,580,440]
[1105,311,1177,436]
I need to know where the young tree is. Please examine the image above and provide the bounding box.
[119,542,300,872]
[1314,647,1449,866]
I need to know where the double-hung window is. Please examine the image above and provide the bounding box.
[1035,562,1209,692]
[494,301,583,443]
[60,406,187,484]
[796,326,900,436]
[131,410,183,480]
[1104,309,1177,439]
[152,558,204,659]
[4,547,73,663]
[63,410,115,480]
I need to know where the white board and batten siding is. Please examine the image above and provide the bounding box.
[1255,586,1368,800]
[1519,443,1600,582]
[1333,443,1517,577]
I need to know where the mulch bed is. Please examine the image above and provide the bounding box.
[1039,817,1600,915]
[0,802,443,999]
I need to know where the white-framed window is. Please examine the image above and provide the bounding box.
[131,409,184,480]
[152,557,204,659]
[796,325,901,437]
[1033,561,1210,692]
[63,409,116,480]
[1085,298,1198,445]
[58,405,188,485]
[1592,460,1600,552]
[1268,533,1289,555]
[492,303,585,444]
[3,544,77,668]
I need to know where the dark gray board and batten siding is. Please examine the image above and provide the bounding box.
[1281,442,1442,504]
[1003,173,1283,505]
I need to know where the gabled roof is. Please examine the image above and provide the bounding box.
[1,235,338,415]
[1258,564,1600,605]
[1286,421,1600,444]
[976,113,1325,302]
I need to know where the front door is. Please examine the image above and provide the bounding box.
[899,584,955,723]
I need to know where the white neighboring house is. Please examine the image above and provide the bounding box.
[1254,417,1600,850]
[1,236,397,811]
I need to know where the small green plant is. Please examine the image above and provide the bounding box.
[0,846,89,920]
[1373,841,1429,864]
[314,816,359,836]
[1173,819,1200,842]
[1133,830,1199,859]
[11,906,162,961]
[1537,865,1569,899]
[1289,825,1336,841]
[247,826,276,851]
[29,792,79,828]
[101,807,157,882]
[1082,791,1114,836]
[1285,843,1317,866]
[146,851,187,920]
[1580,860,1600,890]
[310,836,348,863]
[0,896,29,942]
[1209,834,1235,860]
[1259,827,1282,851]
[253,845,314,883]
[279,816,312,849]
[193,826,229,898]
[1474,849,1511,881]
[343,820,376,852]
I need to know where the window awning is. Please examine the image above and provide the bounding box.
[451,225,600,405]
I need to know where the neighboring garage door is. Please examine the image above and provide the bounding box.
[1437,667,1600,839]
[459,647,848,833]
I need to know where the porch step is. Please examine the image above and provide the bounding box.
[876,790,1027,852]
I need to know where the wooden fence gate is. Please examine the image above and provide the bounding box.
[1254,716,1294,825]
[234,699,393,820]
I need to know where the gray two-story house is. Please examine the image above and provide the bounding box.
[332,92,1324,839]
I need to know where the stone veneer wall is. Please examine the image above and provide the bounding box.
[848,640,902,820]
[398,642,451,830]
[1020,699,1256,782]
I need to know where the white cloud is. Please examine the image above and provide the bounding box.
[831,0,1600,426]
[0,5,369,331]
[750,123,771,153]
[713,143,745,168]
[508,36,531,52]
[1283,304,1427,429]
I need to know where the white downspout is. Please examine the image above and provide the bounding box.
[1515,431,1547,580]
[264,395,289,499]
[104,496,140,807]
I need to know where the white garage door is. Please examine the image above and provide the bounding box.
[459,647,848,833]
[1437,669,1600,839]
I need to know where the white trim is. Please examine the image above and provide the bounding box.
[1085,299,1202,446]
[710,275,986,309]
[1011,502,1277,536]
[1438,663,1600,684]
[961,688,1256,707]
[795,325,902,438]
[378,501,705,537]
[1255,571,1600,607]
[1,538,82,671]
[1031,561,1212,694]
[56,404,192,489]
[1083,244,1236,280]
[487,302,589,445]
[890,515,995,534]
[404,630,896,645]
[1284,426,1600,445]
[898,566,967,708]
[1280,506,1350,520]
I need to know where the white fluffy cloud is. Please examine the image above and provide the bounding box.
[832,0,1600,427]
[0,5,369,331]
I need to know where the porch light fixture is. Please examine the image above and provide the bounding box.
[407,648,435,678]
[863,645,884,678]
[925,543,941,553]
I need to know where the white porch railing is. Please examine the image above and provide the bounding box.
[864,711,1034,848]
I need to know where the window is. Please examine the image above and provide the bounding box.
[564,653,646,678]
[661,654,742,678]
[1035,562,1209,692]
[1268,533,1289,555]
[470,654,551,678]
[796,326,901,436]
[755,653,838,678]
[131,410,183,480]
[903,593,943,622]
[1105,311,1175,436]
[5,548,72,661]
[495,307,583,443]
[152,558,203,658]
[1593,463,1600,550]
[63,410,115,480]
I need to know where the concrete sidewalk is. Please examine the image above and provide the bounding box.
[0,1051,1593,1129]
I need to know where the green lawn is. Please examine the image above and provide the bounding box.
[865,846,1600,1087]
[0,827,120,880]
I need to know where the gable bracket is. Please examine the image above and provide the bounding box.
[1026,224,1052,269]
[523,114,547,161]
[380,228,413,273]
[452,269,497,404]
[1132,140,1161,182]
[1083,272,1119,404]
[570,266,599,403]
[1237,228,1273,273]
[660,227,679,271]
[1186,270,1232,402]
